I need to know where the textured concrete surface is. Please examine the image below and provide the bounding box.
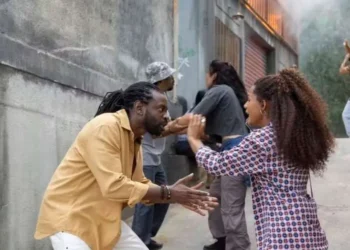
[0,1,175,249]
[312,139,350,250]
[0,65,101,250]
[125,189,256,250]
[0,0,174,96]
[126,139,350,250]
[176,0,215,106]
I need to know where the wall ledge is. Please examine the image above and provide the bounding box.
[0,34,122,97]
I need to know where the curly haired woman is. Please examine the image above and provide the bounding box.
[187,69,334,250]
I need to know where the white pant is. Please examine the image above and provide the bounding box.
[50,221,147,250]
[343,100,350,137]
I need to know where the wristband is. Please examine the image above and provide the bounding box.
[164,185,171,200]
[161,185,165,200]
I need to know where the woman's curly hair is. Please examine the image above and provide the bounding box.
[254,68,335,173]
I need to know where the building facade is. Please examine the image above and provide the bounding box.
[176,0,298,106]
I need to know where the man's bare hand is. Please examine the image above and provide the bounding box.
[169,174,218,215]
[181,181,217,216]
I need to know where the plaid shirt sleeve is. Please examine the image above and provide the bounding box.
[195,135,267,177]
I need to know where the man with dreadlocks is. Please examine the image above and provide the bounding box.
[34,81,218,250]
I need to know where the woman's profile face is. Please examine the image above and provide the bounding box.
[244,86,266,128]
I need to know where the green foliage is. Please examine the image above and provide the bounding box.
[300,0,350,137]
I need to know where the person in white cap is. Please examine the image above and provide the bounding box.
[131,62,176,250]
[145,61,176,91]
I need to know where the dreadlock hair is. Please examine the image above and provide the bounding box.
[253,68,335,173]
[209,60,248,118]
[94,81,159,117]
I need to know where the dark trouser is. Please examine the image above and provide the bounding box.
[175,139,200,180]
[131,165,169,245]
[175,139,195,158]
[208,137,250,250]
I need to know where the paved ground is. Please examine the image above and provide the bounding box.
[126,139,350,250]
[126,192,256,250]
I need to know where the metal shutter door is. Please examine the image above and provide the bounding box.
[245,37,267,89]
[216,18,241,74]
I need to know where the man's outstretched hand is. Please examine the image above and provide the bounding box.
[169,174,218,216]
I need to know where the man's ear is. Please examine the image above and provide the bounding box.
[134,100,146,116]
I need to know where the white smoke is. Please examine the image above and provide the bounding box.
[279,0,331,22]
[278,0,346,48]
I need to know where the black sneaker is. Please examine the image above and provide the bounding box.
[146,239,163,250]
[203,237,226,250]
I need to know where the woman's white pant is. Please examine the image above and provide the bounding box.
[50,221,147,250]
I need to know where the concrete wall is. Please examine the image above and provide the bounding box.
[176,0,215,107]
[0,1,174,249]
[0,0,174,95]
[0,66,101,250]
[276,43,299,70]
